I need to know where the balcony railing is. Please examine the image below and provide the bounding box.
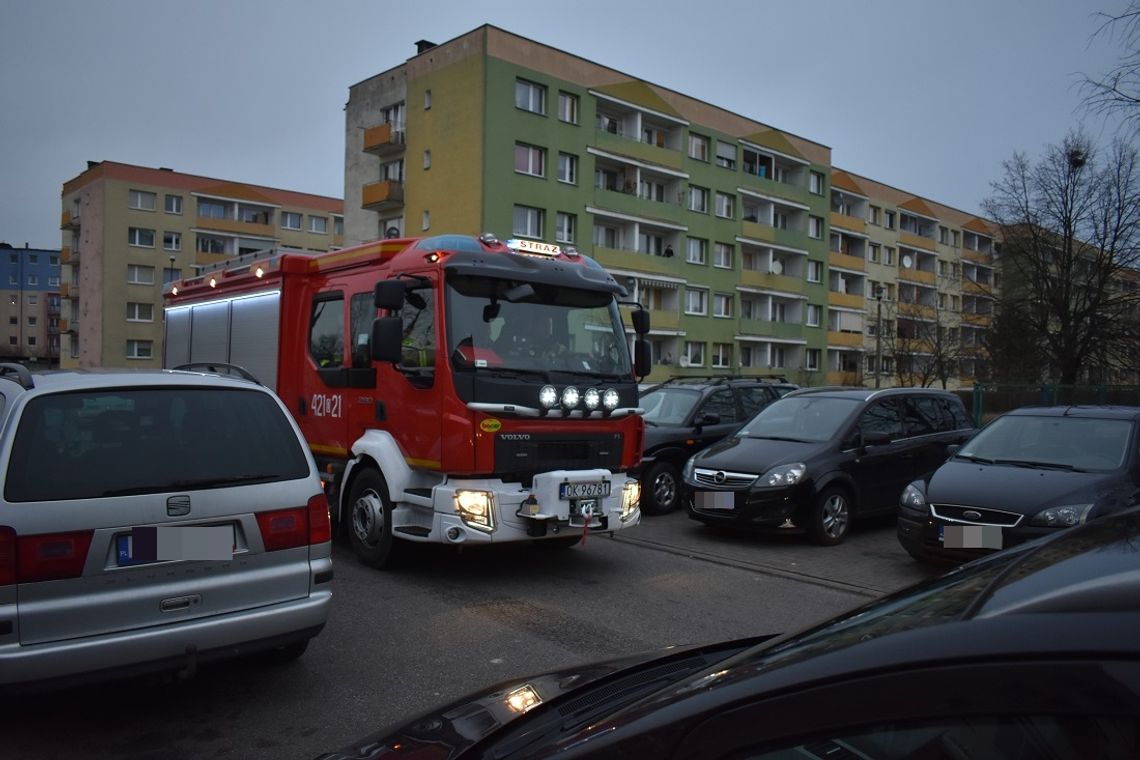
[962,248,993,264]
[739,269,805,294]
[362,180,405,211]
[60,211,79,230]
[830,211,866,235]
[593,131,684,170]
[195,216,275,237]
[899,230,937,252]
[829,251,865,272]
[741,220,810,250]
[827,292,865,309]
[827,330,864,347]
[363,122,406,156]
[591,246,678,277]
[739,318,804,340]
[898,267,936,285]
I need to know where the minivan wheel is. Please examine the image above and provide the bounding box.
[348,468,402,568]
[809,487,852,546]
[642,461,681,515]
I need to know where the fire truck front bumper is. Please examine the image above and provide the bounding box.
[428,470,641,545]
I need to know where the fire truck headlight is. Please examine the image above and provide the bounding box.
[454,490,495,532]
[621,480,641,521]
[602,389,620,411]
[539,385,558,409]
[561,386,580,410]
[583,388,600,410]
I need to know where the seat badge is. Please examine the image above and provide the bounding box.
[167,495,192,517]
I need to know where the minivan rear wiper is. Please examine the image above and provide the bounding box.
[102,474,282,497]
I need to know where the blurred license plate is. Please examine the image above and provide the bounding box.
[940,525,1002,549]
[695,491,734,510]
[559,481,610,500]
[117,526,235,566]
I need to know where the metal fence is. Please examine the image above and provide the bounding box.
[965,385,1140,425]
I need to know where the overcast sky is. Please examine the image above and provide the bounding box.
[1,0,1130,248]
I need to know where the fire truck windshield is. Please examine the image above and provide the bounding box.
[446,275,631,377]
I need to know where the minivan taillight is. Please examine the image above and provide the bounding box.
[308,493,331,545]
[0,527,15,586]
[13,530,93,584]
[257,508,308,552]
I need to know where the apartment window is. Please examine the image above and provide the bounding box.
[809,171,825,195]
[639,178,666,202]
[869,243,880,263]
[128,227,155,247]
[163,231,181,251]
[8,337,15,346]
[884,247,895,266]
[26,275,37,286]
[281,211,302,230]
[557,152,577,184]
[688,185,709,213]
[128,190,156,211]
[27,316,37,326]
[686,237,707,265]
[28,254,38,265]
[770,346,786,369]
[715,140,736,170]
[513,205,544,238]
[807,260,822,283]
[805,348,821,372]
[688,133,709,161]
[423,150,431,170]
[555,212,576,244]
[164,194,182,214]
[309,216,328,234]
[774,211,789,230]
[127,265,155,285]
[27,336,37,347]
[8,253,16,263]
[715,192,735,219]
[334,217,343,236]
[685,287,708,315]
[423,89,432,109]
[638,232,665,256]
[26,295,36,306]
[868,206,880,225]
[938,292,947,309]
[938,260,949,276]
[951,295,961,311]
[713,293,733,318]
[381,158,404,182]
[952,230,960,247]
[7,316,15,326]
[126,302,154,322]
[48,275,59,287]
[126,340,153,360]
[939,226,949,244]
[684,341,705,367]
[806,304,822,326]
[422,210,430,230]
[198,199,227,219]
[808,215,824,239]
[197,236,226,254]
[714,242,733,269]
[884,210,896,230]
[597,112,623,135]
[558,91,579,124]
[50,255,59,265]
[515,79,546,114]
[711,343,733,369]
[594,223,618,248]
[771,301,787,322]
[163,266,181,285]
[7,275,16,285]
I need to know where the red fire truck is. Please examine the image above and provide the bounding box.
[163,233,650,568]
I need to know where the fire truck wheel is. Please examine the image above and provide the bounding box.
[348,468,401,568]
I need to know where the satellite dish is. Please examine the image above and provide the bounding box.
[769,260,784,275]
[902,254,914,269]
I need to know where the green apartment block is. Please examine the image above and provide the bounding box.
[344,26,996,387]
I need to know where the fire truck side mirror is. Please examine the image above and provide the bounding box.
[370,317,404,363]
[374,280,406,311]
[634,339,652,378]
[630,309,650,336]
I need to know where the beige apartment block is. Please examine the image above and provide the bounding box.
[60,161,343,368]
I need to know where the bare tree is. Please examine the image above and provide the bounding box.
[983,131,1140,385]
[1080,2,1140,135]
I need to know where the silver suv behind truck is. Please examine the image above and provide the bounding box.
[0,364,332,692]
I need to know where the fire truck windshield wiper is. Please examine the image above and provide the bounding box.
[483,367,552,382]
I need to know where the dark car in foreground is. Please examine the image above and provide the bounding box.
[684,387,975,544]
[318,509,1140,759]
[899,404,1140,564]
[636,377,788,514]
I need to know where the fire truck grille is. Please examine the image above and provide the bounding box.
[495,433,624,483]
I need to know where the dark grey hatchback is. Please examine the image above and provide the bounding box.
[684,387,975,544]
[898,405,1140,564]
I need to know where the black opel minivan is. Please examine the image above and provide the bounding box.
[684,387,975,545]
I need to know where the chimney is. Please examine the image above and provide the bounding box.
[415,39,436,54]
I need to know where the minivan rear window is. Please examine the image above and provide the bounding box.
[5,387,311,502]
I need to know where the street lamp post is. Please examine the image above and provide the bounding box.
[875,286,884,389]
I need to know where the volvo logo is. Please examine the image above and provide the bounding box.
[714,471,727,484]
[963,509,983,521]
[499,433,531,440]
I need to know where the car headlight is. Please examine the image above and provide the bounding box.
[454,489,496,532]
[900,482,927,510]
[620,479,641,521]
[1030,503,1094,528]
[756,463,806,488]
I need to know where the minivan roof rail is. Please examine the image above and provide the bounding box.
[172,362,261,385]
[0,362,34,389]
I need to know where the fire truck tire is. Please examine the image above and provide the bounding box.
[348,468,402,568]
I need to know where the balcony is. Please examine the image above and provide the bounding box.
[622,306,680,331]
[827,330,864,347]
[898,267,936,285]
[741,220,809,250]
[740,269,805,294]
[829,251,865,272]
[827,292,865,309]
[830,212,865,235]
[363,122,405,156]
[962,279,992,296]
[592,188,684,223]
[591,246,677,277]
[739,318,804,341]
[961,312,992,326]
[899,231,936,252]
[59,282,70,298]
[59,318,69,333]
[738,173,811,207]
[60,210,79,230]
[593,131,683,171]
[60,246,72,264]
[898,303,937,320]
[195,216,275,238]
[962,248,993,264]
[362,180,405,211]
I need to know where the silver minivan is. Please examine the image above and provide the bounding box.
[0,365,332,691]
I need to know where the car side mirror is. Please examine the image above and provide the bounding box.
[630,309,650,336]
[696,412,721,428]
[863,432,892,447]
[946,444,961,458]
[370,316,403,362]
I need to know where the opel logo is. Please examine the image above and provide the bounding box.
[963,509,982,521]
[714,471,727,484]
